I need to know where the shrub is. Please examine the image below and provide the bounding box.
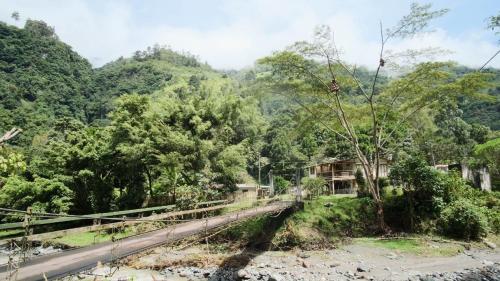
[301,177,327,199]
[438,199,489,240]
[355,169,370,198]
[274,176,290,195]
[175,185,205,209]
[0,176,73,215]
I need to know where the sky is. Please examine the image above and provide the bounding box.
[0,0,499,70]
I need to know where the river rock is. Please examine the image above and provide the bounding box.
[357,265,370,272]
[237,269,250,279]
[484,240,497,249]
[268,273,285,281]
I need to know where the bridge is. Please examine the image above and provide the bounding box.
[0,201,294,281]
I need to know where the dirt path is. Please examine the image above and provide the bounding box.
[0,202,292,281]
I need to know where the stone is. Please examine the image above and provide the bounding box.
[357,265,370,272]
[237,269,250,279]
[330,262,341,268]
[482,260,494,266]
[301,260,310,268]
[298,252,310,259]
[484,241,497,249]
[268,273,285,281]
[386,252,398,260]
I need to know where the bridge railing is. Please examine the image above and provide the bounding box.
[0,200,227,231]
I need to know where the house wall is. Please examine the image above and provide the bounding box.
[434,164,491,192]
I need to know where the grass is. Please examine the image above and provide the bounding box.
[271,195,377,249]
[0,229,24,239]
[49,225,151,247]
[220,197,279,214]
[355,237,464,257]
[220,200,257,214]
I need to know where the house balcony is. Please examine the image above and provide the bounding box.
[316,170,355,181]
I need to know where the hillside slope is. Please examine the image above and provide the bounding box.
[0,20,93,145]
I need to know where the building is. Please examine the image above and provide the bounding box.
[434,163,491,191]
[232,183,272,200]
[308,158,390,194]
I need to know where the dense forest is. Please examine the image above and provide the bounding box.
[0,15,499,238]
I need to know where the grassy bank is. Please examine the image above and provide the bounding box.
[271,195,377,249]
[354,237,464,256]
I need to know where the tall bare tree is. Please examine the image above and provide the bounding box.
[260,3,492,231]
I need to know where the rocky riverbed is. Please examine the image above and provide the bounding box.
[0,244,61,265]
[74,240,500,281]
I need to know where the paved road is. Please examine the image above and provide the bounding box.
[0,201,293,281]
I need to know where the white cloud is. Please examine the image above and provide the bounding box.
[0,0,498,69]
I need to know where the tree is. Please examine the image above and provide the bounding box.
[474,138,500,190]
[389,155,445,231]
[274,176,290,195]
[11,11,20,21]
[355,168,368,197]
[259,3,492,232]
[0,176,73,214]
[301,177,327,199]
[474,138,500,174]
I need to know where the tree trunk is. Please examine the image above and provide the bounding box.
[142,167,153,207]
[351,143,389,233]
[375,198,389,233]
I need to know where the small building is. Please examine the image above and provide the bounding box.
[308,158,390,194]
[232,184,272,200]
[434,163,491,191]
[233,183,258,201]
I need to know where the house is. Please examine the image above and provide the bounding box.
[232,183,272,200]
[308,157,391,194]
[434,163,491,191]
[232,183,257,200]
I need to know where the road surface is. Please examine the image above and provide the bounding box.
[0,201,293,281]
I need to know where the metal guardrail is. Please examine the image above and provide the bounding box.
[0,200,227,231]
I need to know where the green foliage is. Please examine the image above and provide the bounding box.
[390,156,446,222]
[474,138,500,173]
[388,155,499,237]
[0,21,93,146]
[301,177,327,198]
[273,196,377,248]
[0,149,26,176]
[355,168,369,198]
[0,176,72,214]
[174,185,205,210]
[273,176,290,195]
[438,199,489,240]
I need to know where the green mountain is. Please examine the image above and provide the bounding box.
[0,21,232,146]
[0,20,93,146]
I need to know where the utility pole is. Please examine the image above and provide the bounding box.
[258,154,261,188]
[269,169,274,196]
[296,167,302,202]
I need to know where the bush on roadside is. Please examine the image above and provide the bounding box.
[175,185,205,209]
[438,199,489,240]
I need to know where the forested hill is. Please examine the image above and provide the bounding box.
[0,20,93,145]
[88,46,213,122]
[0,20,229,146]
[458,66,500,130]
